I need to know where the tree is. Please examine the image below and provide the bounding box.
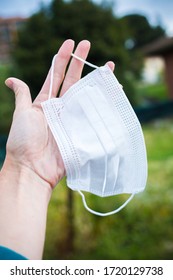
[14,0,136,103]
[121,14,165,50]
[119,14,166,80]
[13,11,53,98]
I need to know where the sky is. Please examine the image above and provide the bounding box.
[0,0,173,35]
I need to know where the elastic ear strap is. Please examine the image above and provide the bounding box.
[48,54,57,100]
[78,190,135,217]
[71,53,99,69]
[48,53,99,100]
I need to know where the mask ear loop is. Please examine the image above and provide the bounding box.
[48,53,98,100]
[78,190,135,216]
[48,54,57,100]
[71,53,99,69]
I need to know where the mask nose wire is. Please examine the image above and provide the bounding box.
[48,53,99,100]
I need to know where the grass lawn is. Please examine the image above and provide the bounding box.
[43,119,173,260]
[136,82,169,104]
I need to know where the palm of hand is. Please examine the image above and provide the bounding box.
[5,40,91,187]
[7,105,64,187]
[5,40,114,188]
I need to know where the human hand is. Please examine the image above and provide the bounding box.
[4,40,89,187]
[5,39,115,189]
[0,40,114,259]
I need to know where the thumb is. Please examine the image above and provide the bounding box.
[5,78,32,110]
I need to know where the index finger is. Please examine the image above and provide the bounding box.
[34,39,75,104]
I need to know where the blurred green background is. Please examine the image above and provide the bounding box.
[43,122,173,260]
[0,0,173,260]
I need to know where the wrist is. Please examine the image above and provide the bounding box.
[0,155,52,259]
[1,154,52,202]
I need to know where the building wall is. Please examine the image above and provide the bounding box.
[0,17,27,64]
[143,36,173,100]
[142,57,165,84]
[164,53,173,99]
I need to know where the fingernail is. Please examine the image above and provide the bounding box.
[5,78,13,89]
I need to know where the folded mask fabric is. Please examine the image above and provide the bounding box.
[41,54,148,216]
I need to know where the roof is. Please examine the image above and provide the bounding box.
[142,36,173,56]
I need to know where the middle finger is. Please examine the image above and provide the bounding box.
[60,40,91,97]
[34,39,75,104]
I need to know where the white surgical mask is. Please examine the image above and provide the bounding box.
[41,53,148,216]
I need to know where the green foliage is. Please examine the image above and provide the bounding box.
[13,12,53,98]
[121,14,165,50]
[0,65,14,134]
[13,0,139,105]
[14,2,166,105]
[120,14,165,81]
[44,120,173,260]
[137,82,168,103]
